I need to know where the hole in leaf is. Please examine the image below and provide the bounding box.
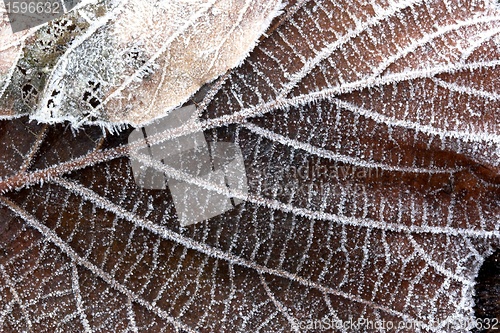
[88,97,101,108]
[82,91,92,101]
[21,84,38,102]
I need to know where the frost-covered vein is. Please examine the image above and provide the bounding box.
[38,0,129,113]
[71,263,92,333]
[276,214,299,270]
[54,307,85,331]
[50,177,429,325]
[0,141,133,193]
[126,297,139,333]
[135,152,500,237]
[218,59,500,131]
[259,274,300,332]
[434,284,478,331]
[109,222,138,278]
[0,117,200,193]
[294,216,315,275]
[173,252,210,319]
[461,25,500,60]
[2,236,45,269]
[255,311,279,332]
[24,289,73,309]
[19,125,49,173]
[205,0,253,72]
[276,29,306,64]
[332,98,500,144]
[23,256,71,304]
[322,294,347,333]
[4,60,497,194]
[196,74,231,116]
[165,215,212,316]
[237,300,272,333]
[100,0,217,108]
[247,58,280,95]
[192,259,220,330]
[152,245,189,306]
[136,238,161,296]
[298,58,500,101]
[196,0,306,115]
[432,77,500,101]
[278,0,422,96]
[0,300,14,328]
[403,262,429,313]
[368,229,391,302]
[122,244,148,284]
[43,146,497,241]
[0,264,32,330]
[200,60,500,144]
[242,122,460,174]
[264,0,309,39]
[219,263,236,329]
[369,15,500,78]
[146,0,251,117]
[0,197,199,333]
[407,234,474,285]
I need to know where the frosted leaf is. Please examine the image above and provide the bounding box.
[127,104,249,226]
[0,0,499,332]
[0,0,283,127]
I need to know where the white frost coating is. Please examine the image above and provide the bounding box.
[46,178,452,331]
[332,98,500,146]
[0,5,38,100]
[0,265,32,330]
[28,0,284,127]
[71,264,92,333]
[126,151,500,239]
[432,77,500,101]
[123,61,498,154]
[0,1,499,331]
[242,121,462,174]
[280,0,424,97]
[461,25,500,60]
[0,197,199,333]
[128,105,249,226]
[369,15,500,78]
[34,0,129,125]
[259,274,301,332]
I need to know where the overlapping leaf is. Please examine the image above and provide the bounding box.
[0,0,283,126]
[0,0,499,332]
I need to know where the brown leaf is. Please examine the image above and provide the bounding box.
[0,0,499,332]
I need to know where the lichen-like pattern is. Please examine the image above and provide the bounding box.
[0,0,283,127]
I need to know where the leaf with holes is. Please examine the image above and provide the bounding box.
[0,0,283,127]
[0,0,499,332]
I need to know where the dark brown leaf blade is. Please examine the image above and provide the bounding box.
[1,0,500,332]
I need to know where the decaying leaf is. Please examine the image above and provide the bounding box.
[0,0,499,332]
[0,0,283,127]
[0,5,35,117]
